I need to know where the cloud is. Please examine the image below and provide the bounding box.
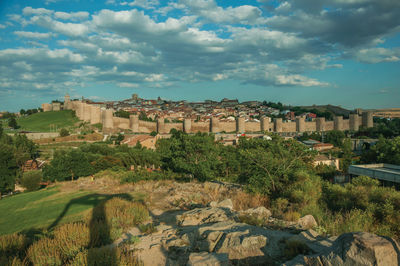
[31,15,90,37]
[14,31,55,39]
[179,0,263,24]
[23,7,53,16]
[354,47,400,63]
[121,0,159,9]
[54,11,89,21]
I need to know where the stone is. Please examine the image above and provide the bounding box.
[297,215,317,230]
[216,199,233,210]
[187,252,229,266]
[240,206,272,220]
[284,232,400,266]
[177,207,236,226]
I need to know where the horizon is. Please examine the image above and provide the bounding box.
[0,0,399,112]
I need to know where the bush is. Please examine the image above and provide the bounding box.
[21,170,42,191]
[59,128,69,137]
[284,239,310,259]
[0,233,28,260]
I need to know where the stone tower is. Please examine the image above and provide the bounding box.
[64,93,70,110]
[236,116,245,133]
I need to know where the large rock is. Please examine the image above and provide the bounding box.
[209,199,234,210]
[297,215,317,230]
[239,206,272,220]
[177,207,236,226]
[187,252,229,266]
[284,232,400,266]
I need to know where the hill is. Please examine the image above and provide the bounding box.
[299,104,352,116]
[17,110,79,132]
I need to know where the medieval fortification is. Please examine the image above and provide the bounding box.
[42,94,374,135]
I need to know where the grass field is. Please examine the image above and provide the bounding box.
[0,187,105,236]
[17,110,79,132]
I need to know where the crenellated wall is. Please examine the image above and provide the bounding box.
[65,99,374,135]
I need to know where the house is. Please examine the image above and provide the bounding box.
[312,143,334,151]
[313,154,339,170]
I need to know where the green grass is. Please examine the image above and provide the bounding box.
[16,110,79,132]
[0,187,98,235]
[0,186,147,236]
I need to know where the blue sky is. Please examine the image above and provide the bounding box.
[0,0,399,112]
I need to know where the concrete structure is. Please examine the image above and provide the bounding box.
[52,102,61,111]
[41,94,376,135]
[296,117,305,133]
[349,164,400,187]
[90,105,102,124]
[210,117,220,133]
[362,111,374,128]
[42,103,52,112]
[334,116,343,131]
[274,118,283,133]
[316,117,326,132]
[236,116,245,133]
[64,94,70,110]
[261,116,270,132]
[103,108,114,132]
[184,118,192,133]
[349,114,360,131]
[157,118,165,134]
[129,115,139,132]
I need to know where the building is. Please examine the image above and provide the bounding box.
[348,164,400,187]
[313,154,340,170]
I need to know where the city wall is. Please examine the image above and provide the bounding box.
[65,100,375,135]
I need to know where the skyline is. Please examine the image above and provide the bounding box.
[0,0,400,112]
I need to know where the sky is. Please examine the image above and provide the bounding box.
[0,0,399,112]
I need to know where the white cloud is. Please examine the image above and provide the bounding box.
[354,47,400,63]
[14,31,55,39]
[0,24,6,29]
[276,74,329,87]
[54,11,89,21]
[23,7,53,16]
[122,0,159,9]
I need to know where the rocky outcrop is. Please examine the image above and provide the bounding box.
[239,206,272,220]
[177,207,237,226]
[284,232,400,266]
[297,215,318,230]
[187,252,229,266]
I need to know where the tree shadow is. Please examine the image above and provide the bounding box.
[48,193,133,265]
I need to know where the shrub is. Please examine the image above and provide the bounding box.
[27,238,63,266]
[138,223,157,234]
[21,170,42,191]
[0,233,28,259]
[59,128,69,137]
[53,223,90,260]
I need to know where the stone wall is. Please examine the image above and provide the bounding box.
[64,99,374,135]
[191,122,210,133]
[244,121,261,132]
[219,121,236,133]
[139,120,157,133]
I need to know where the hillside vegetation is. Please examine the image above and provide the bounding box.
[17,110,79,132]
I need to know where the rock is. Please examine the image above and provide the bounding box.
[239,206,272,220]
[284,232,400,266]
[209,199,233,210]
[287,229,335,254]
[187,252,229,266]
[177,207,236,226]
[297,215,317,230]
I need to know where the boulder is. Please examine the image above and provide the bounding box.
[284,232,400,266]
[177,207,236,226]
[187,252,229,266]
[239,206,272,220]
[209,199,234,210]
[297,215,317,230]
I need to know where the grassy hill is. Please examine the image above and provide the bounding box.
[17,110,79,132]
[0,187,95,235]
[299,104,351,116]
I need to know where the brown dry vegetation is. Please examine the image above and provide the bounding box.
[34,132,103,144]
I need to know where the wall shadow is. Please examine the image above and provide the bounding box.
[48,193,133,265]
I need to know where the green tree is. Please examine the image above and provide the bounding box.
[157,131,221,181]
[21,170,42,191]
[325,130,346,147]
[361,136,400,165]
[0,144,17,195]
[340,138,354,173]
[60,128,70,137]
[114,110,130,118]
[8,117,18,129]
[43,149,94,181]
[20,109,26,115]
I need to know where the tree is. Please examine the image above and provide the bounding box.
[43,149,94,181]
[325,130,345,147]
[150,131,157,136]
[340,138,353,173]
[0,122,3,137]
[21,170,42,191]
[157,131,221,181]
[0,144,17,195]
[114,110,130,118]
[8,117,18,129]
[60,128,70,137]
[20,109,26,115]
[361,136,400,165]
